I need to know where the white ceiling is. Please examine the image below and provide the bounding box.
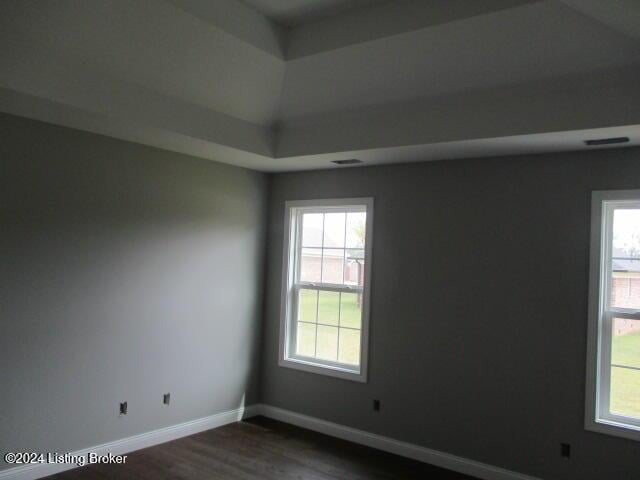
[279,1,640,119]
[0,0,285,125]
[240,0,389,26]
[1,0,639,172]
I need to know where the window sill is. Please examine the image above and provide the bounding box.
[279,356,367,383]
[586,417,640,442]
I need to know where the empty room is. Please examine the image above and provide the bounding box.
[2,1,640,479]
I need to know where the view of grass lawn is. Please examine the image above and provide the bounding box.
[295,288,361,365]
[611,331,640,418]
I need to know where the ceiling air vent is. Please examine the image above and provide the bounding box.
[332,159,363,165]
[585,137,630,146]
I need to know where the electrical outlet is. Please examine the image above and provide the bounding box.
[373,399,381,412]
[163,393,170,405]
[561,443,571,459]
[119,401,128,415]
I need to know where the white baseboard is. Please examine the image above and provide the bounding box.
[0,404,260,480]
[255,404,542,480]
[1,403,541,480]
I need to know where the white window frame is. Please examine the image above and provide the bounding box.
[586,190,640,441]
[278,198,373,383]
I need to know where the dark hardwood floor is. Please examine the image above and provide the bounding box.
[50,417,476,479]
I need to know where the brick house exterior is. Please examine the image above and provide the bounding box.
[301,250,364,286]
[612,272,640,336]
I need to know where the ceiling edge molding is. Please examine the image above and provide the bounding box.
[268,127,640,172]
[275,67,640,157]
[0,89,275,171]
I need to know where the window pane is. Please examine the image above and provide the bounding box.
[612,318,640,369]
[338,328,360,365]
[316,325,338,361]
[345,249,365,286]
[321,249,345,284]
[298,289,318,323]
[323,212,346,248]
[296,322,316,358]
[610,366,640,419]
[340,292,362,329]
[612,209,640,309]
[610,317,640,419]
[318,291,339,326]
[302,213,323,247]
[346,212,366,248]
[611,274,640,309]
[300,248,322,282]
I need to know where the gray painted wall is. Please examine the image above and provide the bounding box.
[0,113,267,470]
[4,109,640,480]
[262,147,640,480]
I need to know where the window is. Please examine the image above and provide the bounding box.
[279,198,373,382]
[587,190,640,440]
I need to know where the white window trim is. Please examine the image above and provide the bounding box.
[278,198,374,383]
[586,189,640,441]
